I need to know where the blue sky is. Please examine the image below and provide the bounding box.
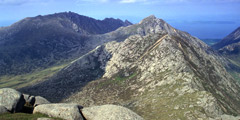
[0,0,240,39]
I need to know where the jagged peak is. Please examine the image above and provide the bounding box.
[136,15,178,36]
[103,17,121,21]
[139,15,159,24]
[145,15,157,20]
[124,20,133,26]
[236,26,240,31]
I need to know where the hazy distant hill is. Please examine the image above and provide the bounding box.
[0,12,132,76]
[212,27,240,82]
[212,27,240,51]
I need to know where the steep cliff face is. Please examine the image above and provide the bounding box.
[21,16,240,120]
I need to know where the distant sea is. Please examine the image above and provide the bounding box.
[201,39,221,46]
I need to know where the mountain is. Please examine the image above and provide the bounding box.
[20,16,240,120]
[211,27,240,82]
[212,27,240,51]
[0,12,132,76]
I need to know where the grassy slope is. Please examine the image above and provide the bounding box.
[227,58,240,82]
[0,63,69,89]
[0,63,69,119]
[134,79,208,120]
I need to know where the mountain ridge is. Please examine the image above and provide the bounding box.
[212,26,240,86]
[212,27,240,50]
[0,12,132,76]
[19,15,240,120]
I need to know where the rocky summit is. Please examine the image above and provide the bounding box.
[19,15,240,120]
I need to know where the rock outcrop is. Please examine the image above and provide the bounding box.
[210,114,240,120]
[82,104,144,120]
[0,105,9,114]
[33,103,84,120]
[0,88,25,113]
[34,96,50,107]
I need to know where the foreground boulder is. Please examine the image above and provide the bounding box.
[0,88,25,112]
[33,103,84,120]
[0,105,9,114]
[82,104,144,120]
[34,96,50,107]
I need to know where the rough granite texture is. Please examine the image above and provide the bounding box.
[34,96,50,107]
[33,103,84,120]
[210,114,240,120]
[82,104,144,120]
[0,105,9,114]
[0,88,25,113]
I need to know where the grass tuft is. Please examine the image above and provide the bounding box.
[0,113,63,120]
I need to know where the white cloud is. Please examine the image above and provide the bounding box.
[120,0,135,3]
[76,0,109,6]
[77,0,108,3]
[119,0,148,3]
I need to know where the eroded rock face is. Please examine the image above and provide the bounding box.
[82,104,144,120]
[0,88,25,113]
[34,96,50,107]
[33,103,84,120]
[0,105,9,114]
